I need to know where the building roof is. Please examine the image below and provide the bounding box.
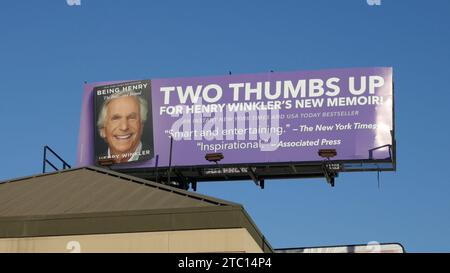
[0,167,272,252]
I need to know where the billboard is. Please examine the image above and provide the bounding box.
[77,67,395,179]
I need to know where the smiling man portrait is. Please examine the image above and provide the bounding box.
[95,81,154,164]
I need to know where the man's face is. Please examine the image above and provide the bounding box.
[101,96,143,159]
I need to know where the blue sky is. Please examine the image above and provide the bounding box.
[1,0,449,252]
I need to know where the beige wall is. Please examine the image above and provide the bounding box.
[0,228,263,253]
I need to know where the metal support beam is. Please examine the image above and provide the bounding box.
[154,155,159,183]
[191,181,197,192]
[322,162,336,187]
[167,135,173,184]
[248,168,258,184]
[290,165,298,173]
[42,146,71,173]
[248,168,264,189]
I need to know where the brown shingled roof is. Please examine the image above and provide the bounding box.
[0,167,272,252]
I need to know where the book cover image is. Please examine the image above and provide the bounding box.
[93,80,154,165]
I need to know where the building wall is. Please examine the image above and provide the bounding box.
[0,228,263,253]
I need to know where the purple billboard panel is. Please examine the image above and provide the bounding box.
[77,67,394,170]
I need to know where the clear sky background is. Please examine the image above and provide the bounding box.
[1,0,449,252]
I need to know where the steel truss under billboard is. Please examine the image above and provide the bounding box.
[77,67,396,188]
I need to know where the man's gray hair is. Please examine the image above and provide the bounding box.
[97,90,148,134]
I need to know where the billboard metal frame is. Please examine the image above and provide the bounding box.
[116,132,395,188]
